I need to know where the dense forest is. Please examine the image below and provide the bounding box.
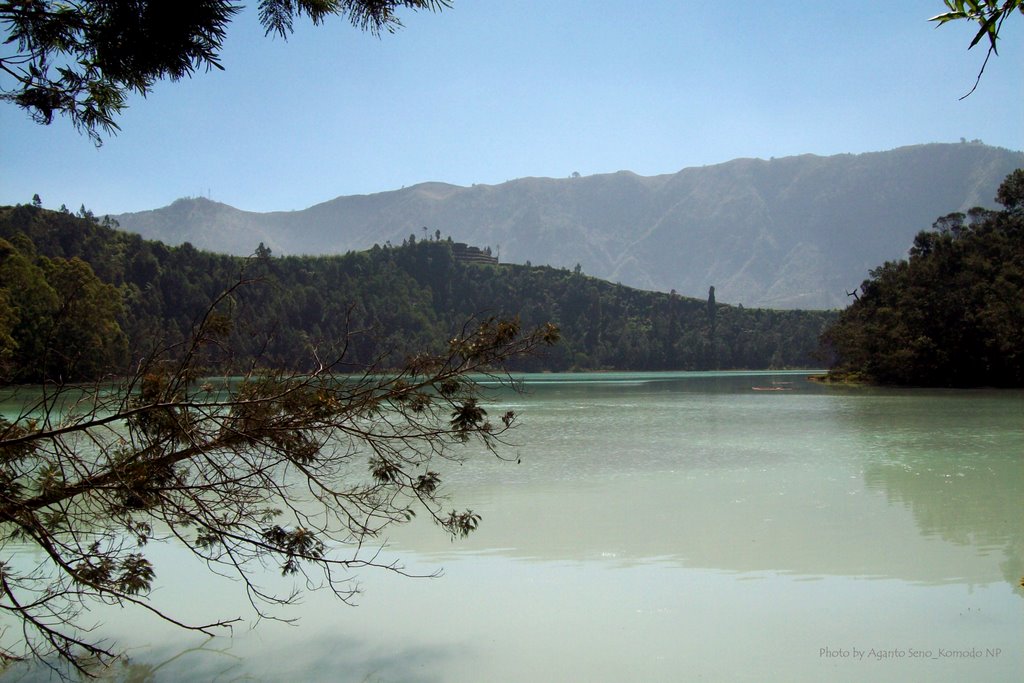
[821,170,1024,387]
[0,204,834,383]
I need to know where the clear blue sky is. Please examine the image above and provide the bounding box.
[1,1,1021,215]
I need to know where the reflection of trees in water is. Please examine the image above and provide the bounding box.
[863,451,1024,595]
[7,632,448,682]
[0,639,243,683]
[112,639,243,683]
[829,387,1024,593]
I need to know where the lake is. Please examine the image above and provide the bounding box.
[2,371,1022,681]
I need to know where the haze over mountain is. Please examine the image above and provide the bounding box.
[114,143,1023,309]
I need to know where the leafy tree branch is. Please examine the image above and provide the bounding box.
[0,285,558,674]
[930,0,1023,97]
[0,1,452,143]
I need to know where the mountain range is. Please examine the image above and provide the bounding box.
[113,143,1023,309]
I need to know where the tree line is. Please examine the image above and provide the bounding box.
[0,205,834,383]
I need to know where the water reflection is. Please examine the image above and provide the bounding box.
[2,632,452,683]
[854,392,1024,593]
[2,372,1022,682]
[386,373,1024,590]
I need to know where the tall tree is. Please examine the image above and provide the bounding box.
[38,255,128,380]
[0,236,127,383]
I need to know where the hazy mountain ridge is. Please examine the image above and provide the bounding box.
[113,143,1023,309]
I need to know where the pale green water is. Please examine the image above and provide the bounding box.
[2,371,1022,681]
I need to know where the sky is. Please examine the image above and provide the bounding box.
[1,1,1022,216]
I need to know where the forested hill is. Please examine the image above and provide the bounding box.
[0,205,832,382]
[112,143,1024,309]
[821,170,1024,388]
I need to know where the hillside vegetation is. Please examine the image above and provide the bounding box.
[0,207,832,383]
[821,170,1024,387]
